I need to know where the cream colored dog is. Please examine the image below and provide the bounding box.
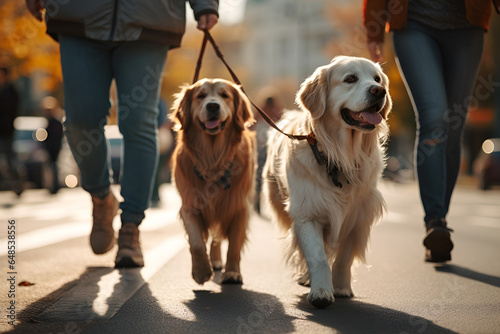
[264,56,392,308]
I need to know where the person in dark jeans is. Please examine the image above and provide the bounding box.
[364,0,500,262]
[27,0,219,268]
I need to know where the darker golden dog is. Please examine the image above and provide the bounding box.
[171,78,256,284]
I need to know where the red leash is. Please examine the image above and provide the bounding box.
[193,29,309,142]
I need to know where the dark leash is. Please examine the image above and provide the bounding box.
[193,29,309,141]
[193,29,343,188]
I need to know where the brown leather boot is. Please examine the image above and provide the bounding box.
[115,223,144,268]
[90,191,119,254]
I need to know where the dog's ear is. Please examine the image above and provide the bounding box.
[381,90,392,120]
[171,84,193,130]
[296,66,329,119]
[233,85,255,132]
[380,73,392,120]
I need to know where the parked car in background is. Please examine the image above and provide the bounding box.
[474,138,500,190]
[11,116,51,190]
[0,116,80,193]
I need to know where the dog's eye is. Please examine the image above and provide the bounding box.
[220,92,230,99]
[196,93,207,99]
[344,75,358,84]
[374,76,381,83]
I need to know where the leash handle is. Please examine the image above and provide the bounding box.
[193,29,308,141]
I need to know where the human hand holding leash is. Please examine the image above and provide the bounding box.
[197,13,218,31]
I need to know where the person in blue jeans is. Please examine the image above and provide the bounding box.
[27,0,219,268]
[364,0,499,262]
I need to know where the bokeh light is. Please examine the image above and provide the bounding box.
[34,128,48,141]
[65,175,78,188]
[482,139,495,154]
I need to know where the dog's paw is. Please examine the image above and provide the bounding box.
[308,288,334,308]
[192,269,213,285]
[221,271,243,284]
[192,258,213,285]
[334,287,354,298]
[212,260,223,271]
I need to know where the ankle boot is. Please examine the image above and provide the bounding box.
[423,217,454,262]
[90,191,119,254]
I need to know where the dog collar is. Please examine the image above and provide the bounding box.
[307,132,343,188]
[193,162,233,190]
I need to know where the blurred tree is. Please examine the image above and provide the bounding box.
[0,0,62,95]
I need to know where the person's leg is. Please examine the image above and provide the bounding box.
[393,21,449,222]
[440,27,484,213]
[112,41,168,226]
[59,35,114,196]
[111,40,168,267]
[50,160,59,194]
[59,35,119,255]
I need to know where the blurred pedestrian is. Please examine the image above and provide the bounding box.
[363,0,500,262]
[150,99,175,208]
[27,0,219,268]
[252,93,282,214]
[0,67,22,195]
[41,96,64,194]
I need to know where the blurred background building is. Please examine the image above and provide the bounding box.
[242,0,333,88]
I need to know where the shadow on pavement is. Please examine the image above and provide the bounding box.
[295,293,458,334]
[434,264,500,288]
[7,266,115,334]
[82,280,295,333]
[187,286,295,334]
[5,263,295,334]
[7,263,468,334]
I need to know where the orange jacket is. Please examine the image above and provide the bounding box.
[363,0,500,43]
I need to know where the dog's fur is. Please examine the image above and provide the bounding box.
[264,56,392,308]
[172,78,256,285]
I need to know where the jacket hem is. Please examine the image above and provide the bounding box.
[47,20,86,42]
[46,20,182,47]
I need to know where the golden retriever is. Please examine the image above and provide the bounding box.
[171,78,256,285]
[264,56,392,308]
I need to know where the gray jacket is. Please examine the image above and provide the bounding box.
[45,0,219,47]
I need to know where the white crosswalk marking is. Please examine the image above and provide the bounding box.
[0,210,180,257]
[0,185,182,256]
[34,233,186,322]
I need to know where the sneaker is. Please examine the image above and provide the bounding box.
[90,191,119,254]
[115,223,144,268]
[423,217,454,262]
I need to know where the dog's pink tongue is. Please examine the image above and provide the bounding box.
[205,119,221,129]
[361,111,383,125]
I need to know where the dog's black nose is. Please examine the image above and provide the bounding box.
[370,85,386,98]
[206,102,220,113]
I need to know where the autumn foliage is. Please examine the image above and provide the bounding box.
[0,0,62,93]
